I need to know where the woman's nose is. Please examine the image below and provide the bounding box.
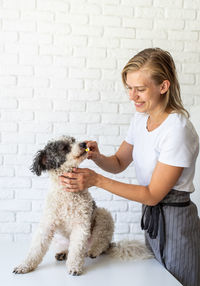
[129,89,138,100]
[79,142,87,149]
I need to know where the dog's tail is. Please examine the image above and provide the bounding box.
[106,240,154,261]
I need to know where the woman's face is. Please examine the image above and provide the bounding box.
[125,69,166,115]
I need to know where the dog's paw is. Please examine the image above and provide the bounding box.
[67,265,83,276]
[86,251,97,259]
[89,255,97,259]
[13,264,34,274]
[55,252,67,261]
[69,270,82,276]
[87,249,101,259]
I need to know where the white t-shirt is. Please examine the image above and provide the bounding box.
[125,112,199,192]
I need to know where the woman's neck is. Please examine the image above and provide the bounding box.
[147,110,170,132]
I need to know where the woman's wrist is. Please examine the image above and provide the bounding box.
[92,153,104,166]
[93,172,103,188]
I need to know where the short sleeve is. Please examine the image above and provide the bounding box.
[158,125,199,167]
[125,117,135,145]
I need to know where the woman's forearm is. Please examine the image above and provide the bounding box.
[61,168,157,205]
[95,173,156,206]
[93,154,122,174]
[88,140,132,174]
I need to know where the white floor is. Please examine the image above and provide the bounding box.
[1,242,181,286]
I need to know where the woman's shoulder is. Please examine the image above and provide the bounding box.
[165,112,199,141]
[168,112,195,128]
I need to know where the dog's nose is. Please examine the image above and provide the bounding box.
[79,142,87,149]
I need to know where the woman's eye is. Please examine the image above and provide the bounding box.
[138,89,145,92]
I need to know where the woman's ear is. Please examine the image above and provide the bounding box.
[160,80,170,94]
[30,150,47,176]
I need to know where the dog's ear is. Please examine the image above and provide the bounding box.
[30,150,47,176]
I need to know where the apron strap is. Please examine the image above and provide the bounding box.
[141,200,191,266]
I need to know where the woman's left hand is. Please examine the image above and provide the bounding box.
[59,168,98,192]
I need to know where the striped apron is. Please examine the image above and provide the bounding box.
[141,189,200,286]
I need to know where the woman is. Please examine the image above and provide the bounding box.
[60,48,200,286]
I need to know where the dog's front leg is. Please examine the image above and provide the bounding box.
[13,222,55,274]
[67,225,90,276]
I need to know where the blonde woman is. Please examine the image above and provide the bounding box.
[60,48,200,286]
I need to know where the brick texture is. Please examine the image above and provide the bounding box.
[0,0,200,242]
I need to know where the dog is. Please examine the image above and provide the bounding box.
[13,136,114,275]
[13,136,153,276]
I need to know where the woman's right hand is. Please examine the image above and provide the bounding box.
[85,141,101,161]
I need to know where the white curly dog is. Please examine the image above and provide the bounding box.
[13,136,152,276]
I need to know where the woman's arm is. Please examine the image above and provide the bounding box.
[60,161,184,206]
[95,162,184,205]
[87,140,133,174]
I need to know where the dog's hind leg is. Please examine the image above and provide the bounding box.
[87,208,114,258]
[13,222,55,274]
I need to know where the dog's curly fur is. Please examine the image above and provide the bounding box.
[13,136,153,276]
[13,136,114,276]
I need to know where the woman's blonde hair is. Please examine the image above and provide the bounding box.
[122,48,189,118]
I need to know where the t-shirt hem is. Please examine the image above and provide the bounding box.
[158,159,191,168]
[173,187,195,193]
[125,138,133,146]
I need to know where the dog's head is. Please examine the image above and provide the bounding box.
[30,136,88,176]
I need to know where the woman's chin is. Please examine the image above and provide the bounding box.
[135,103,146,112]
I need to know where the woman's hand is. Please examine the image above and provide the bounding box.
[85,141,101,161]
[59,168,98,192]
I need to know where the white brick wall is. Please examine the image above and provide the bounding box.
[0,0,200,242]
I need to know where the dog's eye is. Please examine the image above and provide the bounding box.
[63,145,70,152]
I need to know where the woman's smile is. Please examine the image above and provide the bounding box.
[134,101,145,108]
